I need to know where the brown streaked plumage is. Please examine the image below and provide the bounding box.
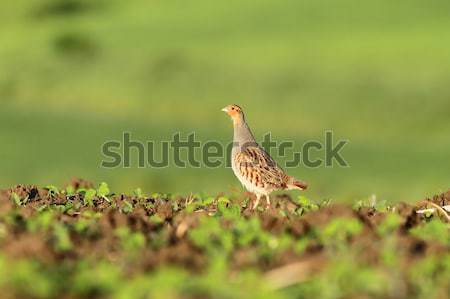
[222,104,308,209]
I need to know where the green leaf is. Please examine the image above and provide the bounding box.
[97,182,110,197]
[185,203,196,213]
[73,261,121,296]
[65,185,75,196]
[149,214,164,224]
[218,202,241,219]
[410,219,450,245]
[133,188,144,198]
[83,189,96,206]
[11,192,22,206]
[45,185,60,195]
[217,197,230,205]
[202,196,215,206]
[122,200,133,213]
[320,218,363,247]
[377,213,402,236]
[295,195,319,212]
[374,200,388,212]
[52,223,73,251]
[297,195,311,206]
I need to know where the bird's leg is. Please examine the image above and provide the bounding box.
[253,194,261,210]
[265,195,271,207]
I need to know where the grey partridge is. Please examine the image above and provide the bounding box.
[222,104,308,209]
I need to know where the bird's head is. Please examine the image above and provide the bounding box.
[221,104,244,124]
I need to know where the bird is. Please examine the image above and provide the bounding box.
[222,104,308,209]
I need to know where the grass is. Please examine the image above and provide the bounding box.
[1,0,450,200]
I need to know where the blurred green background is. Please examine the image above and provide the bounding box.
[1,0,449,202]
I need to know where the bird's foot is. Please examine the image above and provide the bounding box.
[253,194,261,210]
[265,195,271,208]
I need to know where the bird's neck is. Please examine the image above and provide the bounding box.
[233,121,257,147]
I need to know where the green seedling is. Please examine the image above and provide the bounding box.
[410,219,450,246]
[73,261,122,297]
[74,218,91,234]
[133,187,145,198]
[185,201,201,213]
[121,200,133,213]
[149,214,164,224]
[45,185,60,196]
[319,218,363,249]
[374,200,389,212]
[52,223,73,252]
[81,210,102,219]
[294,238,310,254]
[27,210,54,233]
[97,182,110,202]
[151,193,169,200]
[295,195,319,214]
[10,260,58,299]
[83,189,96,206]
[202,196,215,206]
[377,213,402,236]
[10,192,22,206]
[217,202,241,219]
[115,227,146,254]
[65,185,75,196]
[409,254,450,299]
[234,217,262,247]
[189,216,234,254]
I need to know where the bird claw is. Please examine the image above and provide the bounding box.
[253,195,261,210]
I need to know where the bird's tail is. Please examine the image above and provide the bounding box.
[286,176,308,191]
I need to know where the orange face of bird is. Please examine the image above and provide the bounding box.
[221,104,243,124]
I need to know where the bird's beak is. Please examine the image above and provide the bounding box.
[221,107,229,113]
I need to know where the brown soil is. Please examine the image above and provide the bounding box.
[0,182,449,299]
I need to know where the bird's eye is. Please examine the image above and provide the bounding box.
[231,107,235,110]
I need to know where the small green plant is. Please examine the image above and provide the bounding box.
[319,218,363,249]
[409,254,450,299]
[149,214,164,224]
[410,219,450,246]
[189,216,234,254]
[295,195,319,214]
[10,192,22,206]
[83,189,96,206]
[52,223,73,252]
[65,185,75,196]
[9,260,58,299]
[97,182,110,202]
[73,261,122,297]
[217,201,241,219]
[115,227,146,254]
[27,210,54,233]
[133,188,145,198]
[45,185,60,197]
[121,200,133,213]
[377,213,402,236]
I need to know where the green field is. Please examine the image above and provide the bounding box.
[1,0,450,201]
[0,183,448,299]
